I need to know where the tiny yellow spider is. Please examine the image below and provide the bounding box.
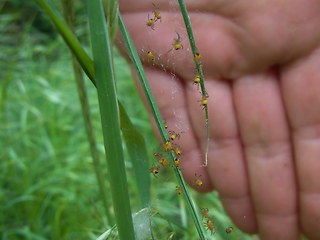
[174,158,180,167]
[150,166,160,176]
[162,141,173,152]
[147,51,155,61]
[194,52,201,62]
[146,14,155,30]
[152,3,161,22]
[168,130,181,141]
[205,219,216,235]
[194,174,203,188]
[168,32,183,52]
[201,208,209,219]
[226,226,233,234]
[176,186,182,195]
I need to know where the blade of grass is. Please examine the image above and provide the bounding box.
[102,0,119,43]
[36,0,95,85]
[119,103,150,208]
[60,0,113,225]
[36,0,150,218]
[86,1,135,239]
[178,0,210,167]
[118,14,206,240]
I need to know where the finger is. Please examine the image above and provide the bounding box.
[233,71,299,239]
[117,11,249,80]
[186,78,257,233]
[119,0,240,13]
[132,66,213,191]
[281,47,320,240]
[118,3,320,81]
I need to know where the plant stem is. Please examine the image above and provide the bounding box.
[178,0,210,167]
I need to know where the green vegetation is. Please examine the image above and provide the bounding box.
[0,1,256,239]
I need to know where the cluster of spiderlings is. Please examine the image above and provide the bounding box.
[146,4,209,169]
[146,3,161,30]
[144,4,186,69]
[154,152,170,167]
[193,76,208,109]
[144,6,208,235]
[149,152,169,177]
[145,4,162,62]
[150,122,184,177]
[162,141,173,152]
[190,44,208,112]
[199,207,217,236]
[168,128,204,188]
[201,206,234,236]
[154,122,187,194]
[167,128,184,164]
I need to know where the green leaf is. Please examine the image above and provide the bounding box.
[119,102,150,208]
[36,0,95,84]
[86,0,135,239]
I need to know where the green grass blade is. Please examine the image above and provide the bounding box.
[102,0,119,43]
[86,1,135,239]
[118,13,206,240]
[36,0,95,85]
[119,102,150,208]
[118,14,167,141]
[178,0,210,166]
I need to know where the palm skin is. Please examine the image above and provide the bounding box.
[118,1,320,239]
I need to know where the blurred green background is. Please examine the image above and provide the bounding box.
[0,1,255,239]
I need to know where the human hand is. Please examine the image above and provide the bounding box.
[117,1,320,239]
